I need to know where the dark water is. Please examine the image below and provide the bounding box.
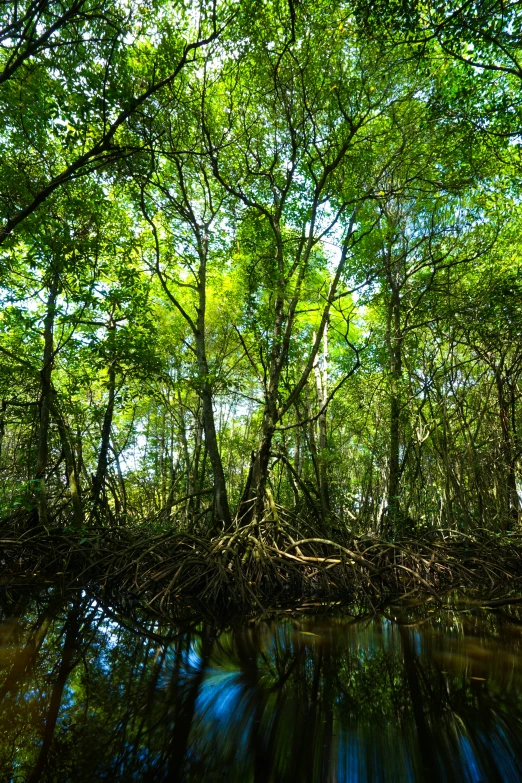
[2,592,522,781]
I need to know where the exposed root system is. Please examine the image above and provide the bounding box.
[2,513,522,620]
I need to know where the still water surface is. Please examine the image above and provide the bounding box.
[1,591,522,781]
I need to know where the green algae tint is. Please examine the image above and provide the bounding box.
[2,592,522,781]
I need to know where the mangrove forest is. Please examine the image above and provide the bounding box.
[2,0,522,614]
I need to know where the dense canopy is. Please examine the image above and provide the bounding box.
[1,0,521,542]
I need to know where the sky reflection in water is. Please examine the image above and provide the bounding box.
[1,592,522,781]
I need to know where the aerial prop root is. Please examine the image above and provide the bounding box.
[1,514,522,616]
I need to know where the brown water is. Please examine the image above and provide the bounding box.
[1,591,522,781]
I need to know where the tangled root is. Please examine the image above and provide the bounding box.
[2,510,522,621]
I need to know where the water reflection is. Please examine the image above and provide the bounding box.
[1,592,522,781]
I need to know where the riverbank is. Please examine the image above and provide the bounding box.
[1,517,522,620]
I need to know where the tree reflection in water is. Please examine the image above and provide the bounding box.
[1,591,522,781]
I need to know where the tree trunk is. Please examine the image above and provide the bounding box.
[510,378,520,521]
[195,234,231,527]
[0,399,6,461]
[35,273,59,525]
[110,440,128,520]
[49,395,83,528]
[248,396,279,522]
[313,326,330,519]
[239,222,287,523]
[386,277,402,534]
[91,318,116,515]
[495,367,519,529]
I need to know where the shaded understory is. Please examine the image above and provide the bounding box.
[2,512,522,621]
